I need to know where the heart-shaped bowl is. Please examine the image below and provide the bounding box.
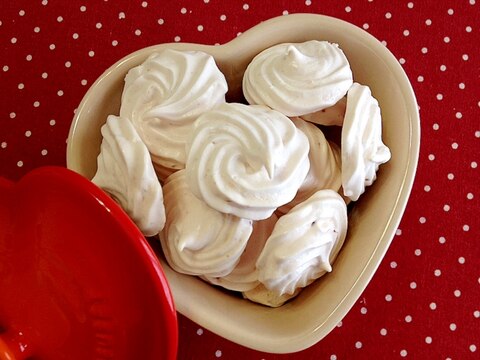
[66,14,420,353]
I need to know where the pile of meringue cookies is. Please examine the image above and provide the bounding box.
[92,40,391,307]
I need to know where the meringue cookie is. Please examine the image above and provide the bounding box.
[92,115,165,236]
[257,189,348,296]
[300,96,347,126]
[120,49,228,179]
[185,103,310,221]
[278,117,342,214]
[341,83,391,202]
[242,283,300,308]
[243,40,353,116]
[203,214,278,292]
[160,170,253,277]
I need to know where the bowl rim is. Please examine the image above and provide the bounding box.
[66,13,420,353]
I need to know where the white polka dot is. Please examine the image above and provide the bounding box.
[444,36,450,43]
[34,26,40,33]
[459,82,466,89]
[9,112,16,119]
[390,261,397,269]
[440,64,447,71]
[33,101,40,108]
[72,33,79,39]
[57,16,63,22]
[434,269,441,277]
[447,173,455,180]
[336,321,343,328]
[380,328,387,336]
[463,224,470,232]
[134,29,141,36]
[399,58,406,64]
[419,216,426,224]
[180,7,187,14]
[220,14,227,21]
[447,8,454,15]
[158,18,164,25]
[450,323,457,331]
[405,315,412,322]
[436,93,443,100]
[443,204,451,212]
[421,47,428,54]
[360,307,367,314]
[305,0,312,5]
[363,23,369,30]
[330,355,337,360]
[476,130,480,138]
[80,5,86,12]
[414,249,422,256]
[466,26,472,32]
[18,83,24,90]
[49,119,56,126]
[463,54,469,60]
[426,19,432,25]
[355,341,362,349]
[417,75,424,82]
[17,161,24,167]
[467,193,474,200]
[42,0,48,5]
[119,12,126,19]
[470,344,477,352]
[215,350,222,357]
[454,289,461,297]
[396,228,402,236]
[471,161,478,169]
[403,29,410,36]
[96,22,102,29]
[282,10,289,16]
[345,6,352,12]
[25,130,32,137]
[430,302,437,310]
[400,349,408,357]
[439,236,446,244]
[197,25,204,31]
[451,142,459,149]
[49,44,55,50]
[425,336,433,344]
[174,36,181,42]
[1,142,7,149]
[474,310,480,318]
[410,282,417,289]
[41,149,48,156]
[385,12,392,19]
[424,185,431,192]
[11,37,17,44]
[196,328,203,335]
[243,4,250,10]
[65,61,72,68]
[142,1,148,7]
[112,40,118,46]
[81,79,87,86]
[385,294,393,302]
[407,2,414,8]
[26,54,32,61]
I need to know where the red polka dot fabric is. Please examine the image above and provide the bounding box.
[1,1,478,359]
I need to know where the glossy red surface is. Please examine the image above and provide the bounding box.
[0,167,177,360]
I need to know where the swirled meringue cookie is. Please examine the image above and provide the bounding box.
[278,117,342,214]
[160,170,253,277]
[242,283,300,308]
[243,40,353,117]
[120,49,228,179]
[300,96,347,126]
[185,103,310,221]
[202,214,278,292]
[92,115,165,236]
[257,189,348,296]
[341,83,391,202]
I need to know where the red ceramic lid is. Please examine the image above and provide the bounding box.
[0,167,177,360]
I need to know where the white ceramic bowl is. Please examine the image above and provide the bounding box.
[67,14,420,353]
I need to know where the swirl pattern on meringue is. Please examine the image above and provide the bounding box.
[160,170,253,277]
[203,214,278,292]
[92,115,166,236]
[278,117,342,214]
[243,40,353,116]
[341,83,392,202]
[257,189,348,296]
[120,49,228,177]
[185,103,310,221]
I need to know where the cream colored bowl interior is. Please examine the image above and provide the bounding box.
[66,14,420,353]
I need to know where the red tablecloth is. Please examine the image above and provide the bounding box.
[1,1,478,359]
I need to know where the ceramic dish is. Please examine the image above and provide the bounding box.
[66,14,420,353]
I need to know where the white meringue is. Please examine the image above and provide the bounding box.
[92,115,165,236]
[185,103,310,221]
[120,49,228,178]
[300,96,347,126]
[341,83,391,202]
[160,170,253,277]
[257,189,348,296]
[278,117,342,214]
[243,40,353,116]
[203,214,278,292]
